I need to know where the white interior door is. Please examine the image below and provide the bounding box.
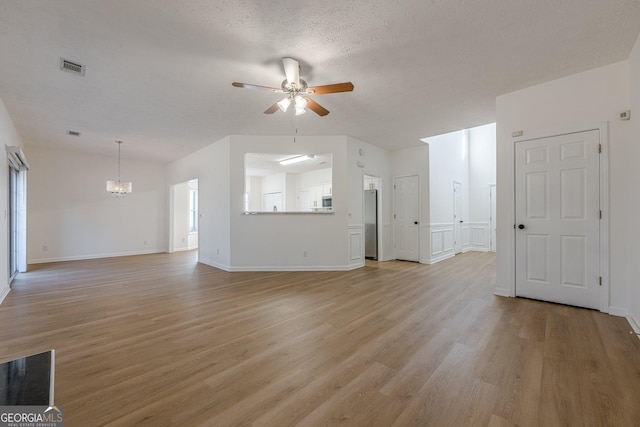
[515,130,600,309]
[453,181,463,254]
[490,184,497,252]
[394,175,419,262]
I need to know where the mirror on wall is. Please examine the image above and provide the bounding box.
[244,153,333,212]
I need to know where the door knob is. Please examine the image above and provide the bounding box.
[518,224,525,230]
[414,221,418,225]
[459,220,463,223]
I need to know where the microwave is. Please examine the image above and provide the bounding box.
[322,196,332,208]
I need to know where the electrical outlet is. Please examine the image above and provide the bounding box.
[216,249,220,255]
[42,245,48,252]
[144,240,148,245]
[303,251,308,258]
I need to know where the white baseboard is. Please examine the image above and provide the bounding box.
[627,314,640,342]
[197,258,363,272]
[198,258,231,271]
[227,264,363,272]
[608,306,628,317]
[493,288,511,297]
[28,249,164,264]
[423,252,455,265]
[423,246,491,265]
[0,285,9,306]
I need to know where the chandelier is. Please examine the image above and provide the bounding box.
[106,140,132,198]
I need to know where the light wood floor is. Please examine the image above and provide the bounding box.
[1,251,639,426]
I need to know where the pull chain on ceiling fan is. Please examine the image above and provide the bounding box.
[232,57,354,117]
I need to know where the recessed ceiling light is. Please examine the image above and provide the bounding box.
[67,130,81,136]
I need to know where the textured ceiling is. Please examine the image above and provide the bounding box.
[0,1,639,163]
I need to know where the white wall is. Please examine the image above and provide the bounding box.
[423,125,496,262]
[0,98,24,303]
[26,145,167,263]
[627,34,640,332]
[171,181,190,252]
[469,123,497,222]
[468,123,497,252]
[246,176,261,211]
[495,61,631,315]
[296,168,332,189]
[261,172,286,210]
[425,130,467,263]
[427,130,467,224]
[167,137,231,269]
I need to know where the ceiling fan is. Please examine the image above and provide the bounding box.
[232,57,354,117]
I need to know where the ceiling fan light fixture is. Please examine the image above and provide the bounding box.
[294,95,307,115]
[294,95,307,109]
[277,97,291,112]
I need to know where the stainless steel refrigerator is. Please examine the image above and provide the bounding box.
[364,189,378,259]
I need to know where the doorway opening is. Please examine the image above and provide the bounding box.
[364,175,381,260]
[170,178,199,255]
[422,123,496,263]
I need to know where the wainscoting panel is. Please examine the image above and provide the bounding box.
[426,223,455,264]
[348,225,365,269]
[382,224,393,261]
[424,222,489,264]
[468,222,490,252]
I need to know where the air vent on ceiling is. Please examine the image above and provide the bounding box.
[60,58,85,76]
[67,130,81,136]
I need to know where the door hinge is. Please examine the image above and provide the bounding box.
[394,185,396,190]
[599,210,602,219]
[598,144,602,153]
[394,214,396,219]
[599,276,602,286]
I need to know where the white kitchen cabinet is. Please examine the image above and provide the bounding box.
[309,185,323,209]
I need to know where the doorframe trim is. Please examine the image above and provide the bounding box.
[489,183,496,252]
[392,174,421,262]
[509,123,610,312]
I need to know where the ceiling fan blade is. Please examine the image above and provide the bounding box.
[232,82,282,93]
[304,97,329,117]
[306,82,354,95]
[282,57,300,87]
[264,102,280,114]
